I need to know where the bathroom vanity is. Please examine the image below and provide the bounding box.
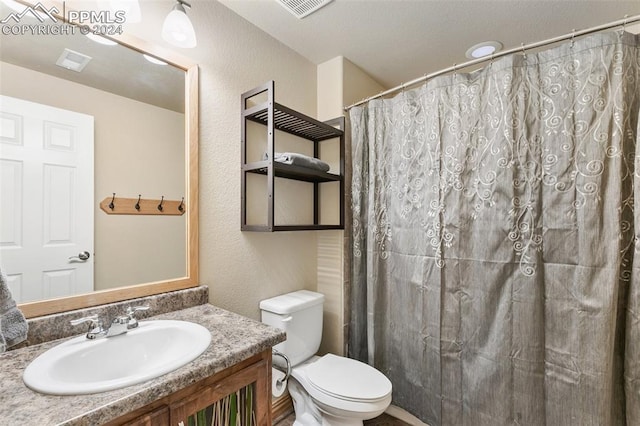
[105,348,271,425]
[0,302,285,425]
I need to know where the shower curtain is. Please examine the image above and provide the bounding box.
[349,32,640,426]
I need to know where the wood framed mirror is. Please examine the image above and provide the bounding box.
[0,0,199,318]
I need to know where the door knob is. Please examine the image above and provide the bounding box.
[69,251,91,261]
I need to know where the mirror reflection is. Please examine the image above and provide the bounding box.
[0,7,187,304]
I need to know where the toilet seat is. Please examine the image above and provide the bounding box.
[304,354,392,403]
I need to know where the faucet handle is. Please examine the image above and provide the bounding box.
[112,315,129,325]
[125,305,150,328]
[70,314,101,327]
[70,315,104,338]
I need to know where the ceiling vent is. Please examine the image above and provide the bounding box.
[276,0,333,19]
[55,48,92,73]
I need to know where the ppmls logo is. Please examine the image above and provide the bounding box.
[1,2,125,36]
[0,2,59,24]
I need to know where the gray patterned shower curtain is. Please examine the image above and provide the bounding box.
[348,32,640,426]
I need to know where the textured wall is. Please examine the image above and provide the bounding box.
[159,0,320,319]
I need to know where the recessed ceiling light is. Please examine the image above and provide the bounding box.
[465,41,503,59]
[143,54,167,65]
[85,33,118,46]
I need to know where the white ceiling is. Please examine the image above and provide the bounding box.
[2,1,637,107]
[218,0,640,89]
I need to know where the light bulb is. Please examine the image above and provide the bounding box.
[162,2,197,48]
[86,33,118,46]
[465,41,503,60]
[143,54,167,65]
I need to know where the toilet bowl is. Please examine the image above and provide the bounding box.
[289,355,392,426]
[260,290,392,426]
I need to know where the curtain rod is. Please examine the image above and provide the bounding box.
[344,13,640,111]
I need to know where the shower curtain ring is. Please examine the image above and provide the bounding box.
[521,43,527,60]
[570,29,576,48]
[453,63,457,76]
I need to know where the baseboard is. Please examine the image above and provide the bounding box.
[385,405,430,426]
[272,393,294,423]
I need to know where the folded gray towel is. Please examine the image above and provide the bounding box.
[264,152,331,173]
[0,268,28,352]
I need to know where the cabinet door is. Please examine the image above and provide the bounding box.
[121,405,170,426]
[170,359,270,426]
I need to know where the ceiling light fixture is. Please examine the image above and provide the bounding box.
[465,41,503,59]
[162,0,197,48]
[85,33,118,46]
[143,54,168,65]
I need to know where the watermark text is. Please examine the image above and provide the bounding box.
[1,2,127,37]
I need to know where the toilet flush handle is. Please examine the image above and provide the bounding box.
[281,316,293,322]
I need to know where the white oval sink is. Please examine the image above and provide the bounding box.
[23,320,211,395]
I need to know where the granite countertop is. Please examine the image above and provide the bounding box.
[0,304,286,425]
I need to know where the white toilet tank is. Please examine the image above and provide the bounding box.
[260,290,324,367]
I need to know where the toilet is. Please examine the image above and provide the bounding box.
[260,290,392,426]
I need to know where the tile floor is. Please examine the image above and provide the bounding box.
[275,412,411,426]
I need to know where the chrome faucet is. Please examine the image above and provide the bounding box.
[125,305,150,329]
[70,305,150,340]
[70,315,106,339]
[106,316,129,337]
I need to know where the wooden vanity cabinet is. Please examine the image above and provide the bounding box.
[121,406,170,426]
[105,350,272,426]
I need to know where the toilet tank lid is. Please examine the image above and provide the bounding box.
[260,290,324,315]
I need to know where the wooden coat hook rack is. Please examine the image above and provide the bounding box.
[100,194,186,216]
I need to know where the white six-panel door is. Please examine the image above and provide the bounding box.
[0,95,94,303]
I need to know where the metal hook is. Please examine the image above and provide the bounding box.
[135,194,141,211]
[108,192,115,210]
[157,196,164,212]
[178,197,184,212]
